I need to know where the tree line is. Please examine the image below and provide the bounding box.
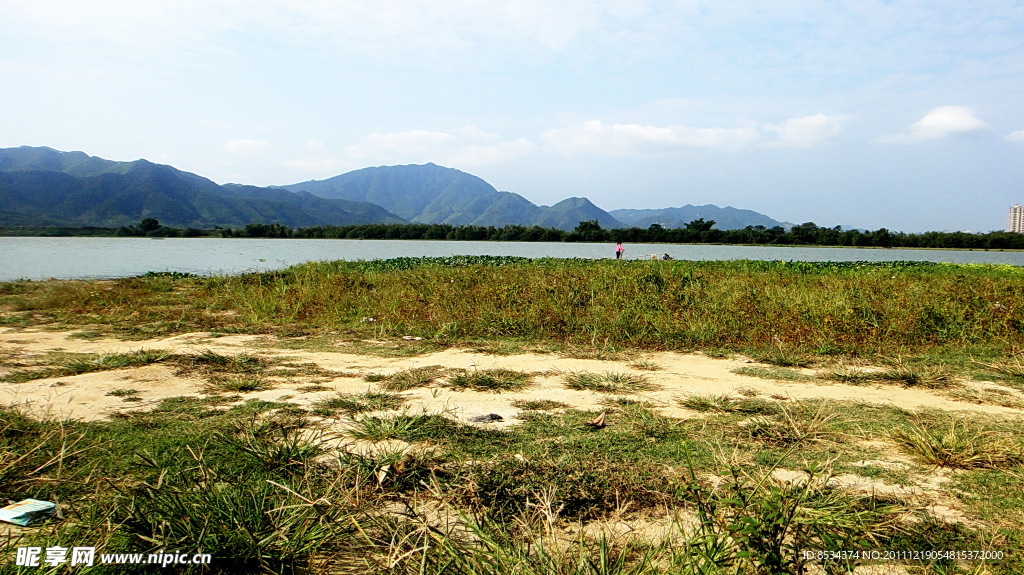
[217,219,1024,250]
[9,217,994,249]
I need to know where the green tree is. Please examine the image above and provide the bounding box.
[139,218,161,233]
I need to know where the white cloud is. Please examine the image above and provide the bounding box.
[763,114,843,147]
[1005,130,1024,143]
[542,114,842,156]
[225,138,268,153]
[880,106,990,143]
[542,120,760,156]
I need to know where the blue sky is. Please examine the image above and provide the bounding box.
[2,1,1023,232]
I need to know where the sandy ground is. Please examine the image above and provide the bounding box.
[3,328,1022,424]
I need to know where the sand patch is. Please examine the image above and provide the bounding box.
[4,329,1024,425]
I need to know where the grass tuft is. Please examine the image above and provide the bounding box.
[679,394,736,412]
[205,375,274,393]
[743,400,838,446]
[891,416,1024,469]
[2,349,172,383]
[105,388,143,401]
[448,368,531,392]
[311,391,405,417]
[878,360,954,388]
[511,399,570,411]
[563,371,655,393]
[177,349,268,374]
[733,366,813,381]
[376,366,449,391]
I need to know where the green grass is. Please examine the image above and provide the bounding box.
[563,370,655,393]
[174,349,268,374]
[820,358,957,388]
[511,399,571,411]
[1,349,172,382]
[311,391,405,417]
[347,412,474,442]
[679,393,737,412]
[105,388,143,401]
[732,365,814,381]
[741,400,838,446]
[375,365,449,391]
[448,368,531,392]
[2,391,1022,574]
[5,258,1024,358]
[679,394,781,415]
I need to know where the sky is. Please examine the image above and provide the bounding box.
[2,1,1023,233]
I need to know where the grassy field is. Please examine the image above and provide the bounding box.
[2,257,1024,574]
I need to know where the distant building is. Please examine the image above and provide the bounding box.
[1010,205,1024,233]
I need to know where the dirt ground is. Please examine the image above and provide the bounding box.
[3,328,1021,424]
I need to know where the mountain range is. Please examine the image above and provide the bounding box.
[0,146,792,231]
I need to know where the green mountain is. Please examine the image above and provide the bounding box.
[285,163,626,230]
[0,147,404,228]
[283,163,498,222]
[535,198,623,230]
[1,146,798,233]
[610,205,791,231]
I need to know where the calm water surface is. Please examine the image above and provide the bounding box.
[1,237,1022,281]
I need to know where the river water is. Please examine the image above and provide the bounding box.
[1,237,1022,281]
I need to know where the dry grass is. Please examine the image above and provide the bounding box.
[891,416,1024,469]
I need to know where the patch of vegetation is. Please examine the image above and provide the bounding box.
[732,366,814,381]
[877,359,955,388]
[205,375,274,393]
[105,388,143,401]
[563,371,655,393]
[1,349,172,382]
[173,349,268,375]
[511,399,570,411]
[679,393,737,412]
[978,354,1024,382]
[448,368,531,392]
[679,394,781,415]
[347,412,472,442]
[311,391,405,417]
[375,365,450,391]
[5,259,1024,361]
[890,415,1024,469]
[742,400,838,446]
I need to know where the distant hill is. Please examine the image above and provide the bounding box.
[285,164,626,230]
[1,146,801,233]
[610,205,792,231]
[0,147,404,228]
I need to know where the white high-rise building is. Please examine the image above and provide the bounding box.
[1009,205,1024,233]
